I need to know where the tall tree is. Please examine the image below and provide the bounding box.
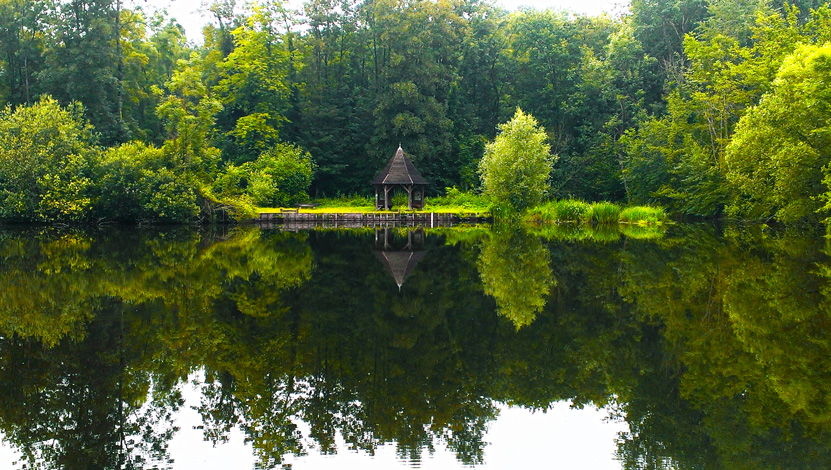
[0,0,48,106]
[42,0,128,144]
[479,108,554,212]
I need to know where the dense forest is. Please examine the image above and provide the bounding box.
[1,0,831,223]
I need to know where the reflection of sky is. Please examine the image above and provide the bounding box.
[133,0,626,43]
[167,373,628,469]
[0,373,628,469]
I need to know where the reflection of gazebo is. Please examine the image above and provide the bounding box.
[372,146,429,211]
[373,228,427,290]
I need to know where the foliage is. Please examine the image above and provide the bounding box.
[726,43,831,223]
[525,200,591,224]
[5,1,831,225]
[424,187,490,213]
[479,109,554,213]
[155,53,223,181]
[619,206,667,225]
[213,142,314,208]
[586,202,623,225]
[96,141,201,223]
[0,97,96,222]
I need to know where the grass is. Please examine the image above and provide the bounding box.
[619,206,667,225]
[524,199,666,226]
[257,189,490,215]
[525,200,591,224]
[586,202,622,225]
[424,187,490,214]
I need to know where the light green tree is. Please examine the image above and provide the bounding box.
[0,96,96,222]
[478,108,554,212]
[155,53,223,181]
[725,43,831,222]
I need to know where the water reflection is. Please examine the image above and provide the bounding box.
[1,224,831,469]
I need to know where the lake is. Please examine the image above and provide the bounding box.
[0,222,830,469]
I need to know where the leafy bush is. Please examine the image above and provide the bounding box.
[0,97,97,222]
[96,141,201,223]
[479,109,555,212]
[213,142,314,208]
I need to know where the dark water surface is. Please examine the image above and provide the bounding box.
[1,223,830,469]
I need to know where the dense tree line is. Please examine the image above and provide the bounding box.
[1,0,831,222]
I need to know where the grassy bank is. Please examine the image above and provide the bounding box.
[524,200,666,226]
[258,188,491,215]
[256,193,665,227]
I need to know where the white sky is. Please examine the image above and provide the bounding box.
[135,0,626,43]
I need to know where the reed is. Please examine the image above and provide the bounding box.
[585,202,621,225]
[619,206,667,225]
[525,199,591,224]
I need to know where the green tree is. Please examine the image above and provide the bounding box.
[726,43,831,222]
[0,0,48,106]
[155,53,223,181]
[479,108,553,212]
[213,2,292,164]
[0,97,96,222]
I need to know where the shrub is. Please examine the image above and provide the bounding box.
[96,141,200,223]
[212,142,314,208]
[619,206,667,225]
[0,97,97,222]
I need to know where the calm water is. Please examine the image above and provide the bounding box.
[1,222,830,469]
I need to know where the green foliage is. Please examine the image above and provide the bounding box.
[214,4,291,164]
[424,187,490,213]
[586,202,623,225]
[96,141,200,223]
[479,109,554,213]
[726,43,831,222]
[0,97,96,222]
[214,142,314,208]
[619,206,667,225]
[155,53,223,181]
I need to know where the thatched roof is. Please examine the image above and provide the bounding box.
[372,146,429,185]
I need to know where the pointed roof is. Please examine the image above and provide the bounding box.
[374,250,427,289]
[372,146,429,185]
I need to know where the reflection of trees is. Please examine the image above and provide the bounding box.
[0,226,315,469]
[615,225,831,470]
[4,225,831,469]
[0,300,182,470]
[478,227,555,328]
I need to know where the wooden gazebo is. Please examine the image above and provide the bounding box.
[372,146,428,210]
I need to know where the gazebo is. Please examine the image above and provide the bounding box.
[372,146,429,210]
